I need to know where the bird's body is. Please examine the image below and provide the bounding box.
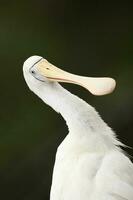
[23,56,133,200]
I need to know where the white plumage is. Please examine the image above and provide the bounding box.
[23,56,133,200]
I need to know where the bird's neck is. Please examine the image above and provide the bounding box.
[33,82,122,151]
[36,83,107,134]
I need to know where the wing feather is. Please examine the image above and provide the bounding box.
[95,150,133,200]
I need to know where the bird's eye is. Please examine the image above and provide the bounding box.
[46,67,50,70]
[31,70,35,74]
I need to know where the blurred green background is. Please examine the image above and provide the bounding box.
[0,1,132,199]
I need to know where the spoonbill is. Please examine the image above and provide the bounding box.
[23,56,133,200]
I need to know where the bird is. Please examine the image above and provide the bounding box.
[23,55,133,200]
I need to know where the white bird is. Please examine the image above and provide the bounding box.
[23,56,133,200]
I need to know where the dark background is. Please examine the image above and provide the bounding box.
[0,1,132,199]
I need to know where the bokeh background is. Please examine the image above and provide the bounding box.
[0,1,132,199]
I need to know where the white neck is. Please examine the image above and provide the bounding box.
[35,83,100,131]
[29,81,123,151]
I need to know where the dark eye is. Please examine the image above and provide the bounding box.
[46,67,50,70]
[31,70,35,74]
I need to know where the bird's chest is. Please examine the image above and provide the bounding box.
[50,141,102,200]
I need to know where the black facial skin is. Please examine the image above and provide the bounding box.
[29,57,43,73]
[29,58,45,82]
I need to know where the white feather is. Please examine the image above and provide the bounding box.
[23,56,133,200]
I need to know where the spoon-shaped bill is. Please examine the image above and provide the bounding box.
[36,59,116,95]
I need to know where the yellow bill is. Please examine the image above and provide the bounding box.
[36,58,116,96]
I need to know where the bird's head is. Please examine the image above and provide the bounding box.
[23,56,49,86]
[23,55,116,96]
